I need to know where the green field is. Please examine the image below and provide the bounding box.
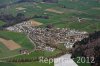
[0,43,18,58]
[0,0,100,66]
[12,49,61,59]
[0,31,34,50]
[0,0,100,32]
[0,31,34,58]
[0,62,53,66]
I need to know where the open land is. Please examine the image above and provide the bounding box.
[0,0,100,66]
[0,38,21,50]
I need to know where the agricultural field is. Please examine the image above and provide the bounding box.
[0,0,100,66]
[12,49,61,59]
[0,31,34,58]
[0,0,100,32]
[0,62,53,66]
[0,43,18,58]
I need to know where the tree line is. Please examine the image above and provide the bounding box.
[0,13,31,29]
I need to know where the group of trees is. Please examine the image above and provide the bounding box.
[0,13,50,30]
[0,0,59,9]
[0,13,30,29]
[17,0,35,3]
[71,31,100,66]
[18,0,59,3]
[43,0,58,3]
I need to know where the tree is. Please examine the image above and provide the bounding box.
[43,0,58,3]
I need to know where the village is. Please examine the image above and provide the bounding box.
[6,20,88,52]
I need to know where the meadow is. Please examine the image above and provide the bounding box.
[0,0,100,32]
[0,31,34,58]
[0,62,53,66]
[0,0,100,66]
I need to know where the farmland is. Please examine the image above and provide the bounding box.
[0,0,100,66]
[0,31,34,58]
[0,0,100,32]
[0,62,53,66]
[0,31,34,50]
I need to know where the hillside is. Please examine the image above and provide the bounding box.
[72,31,100,66]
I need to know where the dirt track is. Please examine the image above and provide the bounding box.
[0,38,21,50]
